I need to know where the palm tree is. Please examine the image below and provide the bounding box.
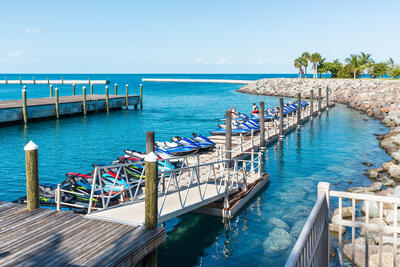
[358,52,374,77]
[317,58,326,78]
[301,52,310,78]
[310,53,322,78]
[294,58,303,78]
[345,54,360,79]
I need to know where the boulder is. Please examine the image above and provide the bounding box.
[382,161,393,172]
[367,182,383,192]
[267,218,290,231]
[346,187,366,193]
[333,207,353,218]
[263,228,294,255]
[391,151,400,162]
[365,170,379,179]
[388,164,400,180]
[362,162,373,167]
[361,200,380,218]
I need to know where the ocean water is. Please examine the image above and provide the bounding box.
[0,74,390,266]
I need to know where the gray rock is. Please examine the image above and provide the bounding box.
[346,187,365,193]
[388,164,400,180]
[361,200,380,218]
[391,151,400,162]
[391,185,400,198]
[367,182,382,192]
[263,228,294,255]
[365,170,378,179]
[267,218,290,231]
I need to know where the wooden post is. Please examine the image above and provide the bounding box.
[47,77,49,84]
[33,76,35,84]
[55,88,59,119]
[82,86,87,115]
[279,98,284,138]
[225,110,232,165]
[114,83,118,95]
[90,83,94,95]
[140,84,143,109]
[72,84,75,96]
[19,76,22,84]
[22,86,28,124]
[297,93,301,128]
[24,141,39,210]
[144,134,158,267]
[260,102,265,148]
[4,76,7,84]
[326,86,329,110]
[318,87,322,114]
[49,84,53,98]
[310,90,314,120]
[125,84,129,109]
[105,86,109,112]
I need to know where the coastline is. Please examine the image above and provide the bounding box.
[238,78,400,190]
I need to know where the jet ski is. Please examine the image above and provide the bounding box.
[156,141,200,156]
[171,136,215,152]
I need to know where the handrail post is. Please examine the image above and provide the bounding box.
[317,182,330,266]
[258,150,262,178]
[22,86,28,124]
[250,149,255,173]
[72,83,75,96]
[56,184,61,211]
[50,84,53,98]
[144,131,158,267]
[90,83,94,94]
[279,98,284,138]
[114,83,118,95]
[297,93,301,128]
[260,101,265,148]
[225,110,232,167]
[24,141,39,210]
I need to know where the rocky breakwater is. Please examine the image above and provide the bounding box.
[239,78,400,185]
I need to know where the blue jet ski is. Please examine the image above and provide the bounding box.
[156,141,199,156]
[172,135,215,152]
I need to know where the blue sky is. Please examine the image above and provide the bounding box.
[0,0,399,73]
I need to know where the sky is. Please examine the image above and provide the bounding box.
[0,0,399,73]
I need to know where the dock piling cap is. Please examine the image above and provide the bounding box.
[24,141,38,151]
[145,152,158,162]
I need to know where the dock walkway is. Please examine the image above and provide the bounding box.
[86,100,334,225]
[142,78,254,84]
[0,202,164,266]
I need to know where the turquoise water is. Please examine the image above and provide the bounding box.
[0,74,390,266]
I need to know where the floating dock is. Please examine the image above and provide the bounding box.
[0,201,165,266]
[142,78,255,84]
[0,95,140,124]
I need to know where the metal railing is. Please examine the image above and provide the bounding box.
[286,182,400,267]
[60,152,263,216]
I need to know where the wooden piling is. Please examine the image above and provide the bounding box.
[310,90,314,120]
[105,86,109,112]
[50,84,53,98]
[55,88,59,119]
[225,110,232,163]
[19,76,22,84]
[318,87,322,114]
[279,98,284,138]
[260,102,265,148]
[146,131,155,153]
[22,86,27,124]
[114,83,118,95]
[72,84,75,96]
[82,86,87,115]
[90,83,94,95]
[61,76,64,84]
[140,84,143,109]
[47,77,49,84]
[33,76,35,84]
[24,141,39,210]
[326,86,329,110]
[297,93,301,127]
[125,84,129,109]
[4,76,7,84]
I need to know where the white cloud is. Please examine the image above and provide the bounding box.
[216,58,233,65]
[194,57,205,64]
[257,59,269,65]
[7,50,22,57]
[25,28,40,34]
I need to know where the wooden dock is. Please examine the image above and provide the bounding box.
[142,78,255,84]
[0,95,140,124]
[0,79,109,85]
[0,201,165,266]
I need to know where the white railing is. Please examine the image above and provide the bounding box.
[68,152,263,215]
[286,182,400,267]
[285,182,330,267]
